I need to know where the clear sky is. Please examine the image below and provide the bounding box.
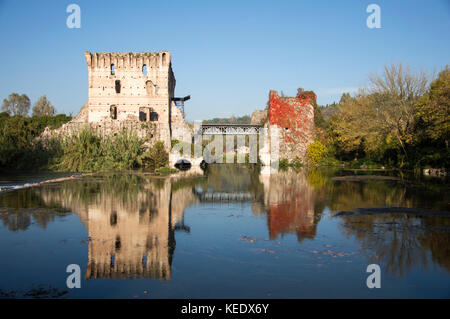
[0,0,448,121]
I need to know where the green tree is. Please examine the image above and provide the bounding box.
[367,63,429,157]
[331,64,430,163]
[339,92,352,104]
[32,95,56,117]
[147,141,169,170]
[415,66,450,149]
[2,93,31,116]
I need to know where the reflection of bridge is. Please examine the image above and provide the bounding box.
[195,190,257,202]
[201,124,262,135]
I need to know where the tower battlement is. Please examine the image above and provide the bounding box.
[84,51,172,70]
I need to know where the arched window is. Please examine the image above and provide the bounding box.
[146,80,154,95]
[110,64,115,75]
[142,64,147,76]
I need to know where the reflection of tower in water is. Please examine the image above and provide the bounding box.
[257,171,318,242]
[84,185,174,280]
[83,180,198,280]
[36,176,199,280]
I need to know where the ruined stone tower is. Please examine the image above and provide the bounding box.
[43,51,191,148]
[84,51,174,124]
[84,51,177,145]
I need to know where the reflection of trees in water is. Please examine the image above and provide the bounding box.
[326,180,411,212]
[0,187,70,231]
[305,168,450,275]
[340,214,450,275]
[418,216,450,272]
[312,168,449,212]
[0,208,70,232]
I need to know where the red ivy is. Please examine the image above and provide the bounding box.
[268,91,314,143]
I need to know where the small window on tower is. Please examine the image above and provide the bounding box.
[150,112,158,122]
[115,80,121,93]
[146,80,154,95]
[142,64,147,76]
[110,105,117,120]
[139,107,147,122]
[111,64,115,75]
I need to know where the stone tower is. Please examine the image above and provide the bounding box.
[43,51,192,148]
[83,51,176,145]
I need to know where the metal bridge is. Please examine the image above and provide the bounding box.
[201,124,262,135]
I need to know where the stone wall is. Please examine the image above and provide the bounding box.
[41,120,163,147]
[267,89,315,162]
[170,100,192,142]
[250,109,268,125]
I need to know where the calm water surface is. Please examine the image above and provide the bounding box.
[0,165,449,298]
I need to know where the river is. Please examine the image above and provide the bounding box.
[0,165,448,298]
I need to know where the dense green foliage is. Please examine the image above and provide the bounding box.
[140,141,169,171]
[318,64,449,169]
[0,113,71,170]
[56,128,170,173]
[0,112,170,173]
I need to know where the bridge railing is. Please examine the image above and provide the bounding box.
[200,124,262,135]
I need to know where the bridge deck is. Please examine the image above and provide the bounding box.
[201,124,262,135]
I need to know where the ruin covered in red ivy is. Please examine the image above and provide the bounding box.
[267,88,315,161]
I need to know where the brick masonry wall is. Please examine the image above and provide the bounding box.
[268,89,315,162]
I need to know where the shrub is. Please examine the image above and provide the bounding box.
[290,156,303,169]
[102,130,144,170]
[306,141,327,165]
[155,167,178,175]
[56,127,162,173]
[57,127,103,172]
[279,158,289,170]
[142,141,169,171]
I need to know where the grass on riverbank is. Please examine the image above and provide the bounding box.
[52,127,170,173]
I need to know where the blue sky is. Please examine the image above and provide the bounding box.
[0,0,448,121]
